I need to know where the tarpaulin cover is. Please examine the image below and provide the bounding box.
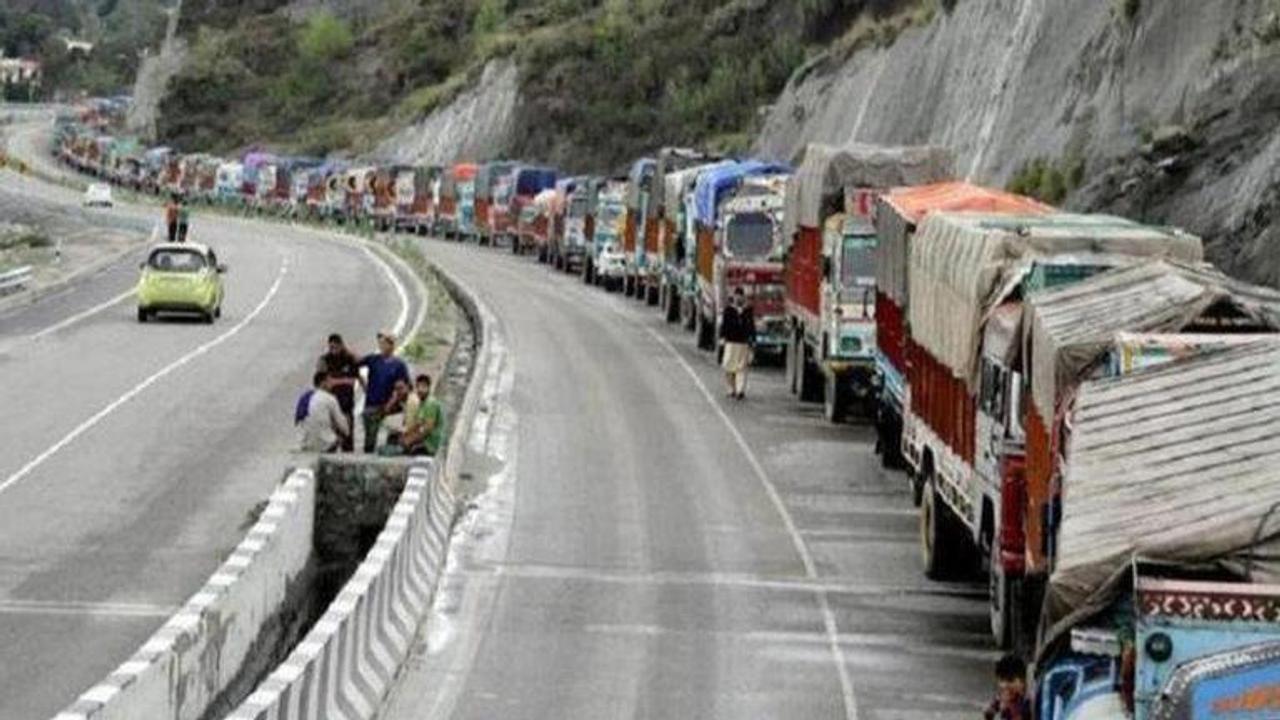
[242,152,278,169]
[782,143,954,247]
[692,161,790,229]
[652,149,718,217]
[514,166,555,196]
[1040,340,1280,658]
[875,182,1053,309]
[1023,260,1280,424]
[664,162,734,222]
[907,212,1203,388]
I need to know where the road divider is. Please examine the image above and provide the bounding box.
[52,468,317,720]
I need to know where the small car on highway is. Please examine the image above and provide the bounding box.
[83,183,113,207]
[136,243,226,323]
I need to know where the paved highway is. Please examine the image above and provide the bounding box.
[381,240,994,719]
[0,123,425,719]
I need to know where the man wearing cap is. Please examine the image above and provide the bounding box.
[357,331,411,453]
[316,333,360,451]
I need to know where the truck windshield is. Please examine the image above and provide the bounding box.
[840,234,877,293]
[726,212,774,259]
[598,203,623,224]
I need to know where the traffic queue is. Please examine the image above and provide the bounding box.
[52,98,1280,720]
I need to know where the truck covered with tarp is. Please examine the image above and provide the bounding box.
[642,149,720,306]
[477,161,517,243]
[1035,339,1280,720]
[659,161,733,326]
[782,143,953,422]
[902,212,1203,649]
[689,160,791,353]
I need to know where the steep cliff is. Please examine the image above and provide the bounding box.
[754,0,1280,286]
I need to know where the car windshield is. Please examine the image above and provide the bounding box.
[840,234,877,296]
[726,212,775,259]
[148,248,207,273]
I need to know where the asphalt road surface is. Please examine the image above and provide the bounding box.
[381,239,995,720]
[0,123,425,719]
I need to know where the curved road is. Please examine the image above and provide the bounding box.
[382,240,994,719]
[0,119,425,719]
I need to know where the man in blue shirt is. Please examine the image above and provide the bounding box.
[358,330,411,453]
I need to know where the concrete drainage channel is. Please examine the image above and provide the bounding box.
[51,239,492,720]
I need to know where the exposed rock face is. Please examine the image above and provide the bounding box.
[372,60,521,166]
[127,0,187,142]
[754,0,1280,286]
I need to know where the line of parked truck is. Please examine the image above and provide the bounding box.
[53,98,1280,720]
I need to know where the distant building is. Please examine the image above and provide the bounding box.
[63,39,95,57]
[0,56,42,85]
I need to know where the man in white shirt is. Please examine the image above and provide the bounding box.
[301,371,350,453]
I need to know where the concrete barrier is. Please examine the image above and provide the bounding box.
[225,462,457,720]
[52,468,317,720]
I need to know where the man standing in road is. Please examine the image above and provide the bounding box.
[358,331,411,453]
[300,371,350,453]
[164,195,180,242]
[317,333,360,452]
[177,196,191,242]
[719,287,756,400]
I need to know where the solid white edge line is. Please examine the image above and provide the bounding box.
[0,257,290,498]
[634,313,860,720]
[360,243,410,340]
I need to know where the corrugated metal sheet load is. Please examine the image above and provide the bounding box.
[906,212,1204,388]
[1041,339,1280,654]
[781,143,955,243]
[1023,260,1280,427]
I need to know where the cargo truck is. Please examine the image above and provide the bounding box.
[873,183,1052,469]
[504,166,558,254]
[1034,339,1280,720]
[646,149,720,307]
[782,144,953,422]
[622,158,657,299]
[900,213,1203,652]
[1007,260,1280,651]
[689,161,791,354]
[566,178,603,279]
[547,177,580,271]
[660,161,732,325]
[475,161,517,244]
[436,163,477,239]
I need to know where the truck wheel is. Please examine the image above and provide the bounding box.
[798,344,823,402]
[647,284,660,306]
[921,474,969,580]
[583,261,593,285]
[681,296,696,331]
[785,336,800,396]
[664,288,680,323]
[989,560,1019,650]
[823,373,847,423]
[695,309,715,351]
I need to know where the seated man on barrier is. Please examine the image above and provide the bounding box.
[380,374,445,457]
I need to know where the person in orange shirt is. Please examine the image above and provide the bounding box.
[163,195,180,242]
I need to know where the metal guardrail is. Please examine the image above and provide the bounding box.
[0,265,33,295]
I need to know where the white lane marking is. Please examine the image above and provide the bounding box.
[0,258,290,498]
[0,598,179,619]
[360,243,410,339]
[638,321,860,720]
[30,288,134,340]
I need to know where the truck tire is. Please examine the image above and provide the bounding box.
[798,344,823,403]
[681,296,696,331]
[785,335,800,396]
[583,260,593,285]
[664,287,680,323]
[695,308,715,351]
[823,372,848,423]
[989,560,1019,650]
[647,284,660,306]
[921,473,970,581]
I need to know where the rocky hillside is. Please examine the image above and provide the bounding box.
[754,0,1280,288]
[149,0,926,169]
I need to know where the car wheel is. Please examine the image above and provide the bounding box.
[137,307,148,323]
[214,305,222,319]
[203,311,215,325]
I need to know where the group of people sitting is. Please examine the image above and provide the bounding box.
[296,331,445,457]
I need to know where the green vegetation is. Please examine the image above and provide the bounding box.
[1007,154,1086,205]
[1,1,170,98]
[156,0,937,168]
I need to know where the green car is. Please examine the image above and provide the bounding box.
[136,243,226,323]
